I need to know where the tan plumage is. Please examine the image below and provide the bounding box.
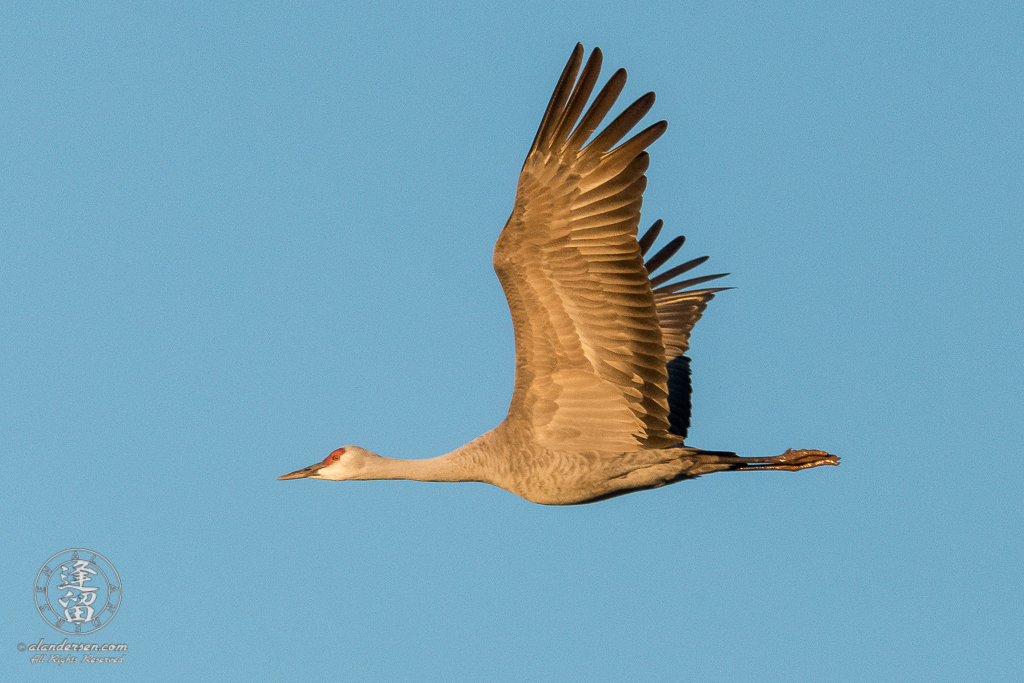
[279,44,838,505]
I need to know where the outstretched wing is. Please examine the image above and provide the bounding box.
[493,44,671,452]
[639,220,729,438]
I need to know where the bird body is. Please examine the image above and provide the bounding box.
[279,45,838,505]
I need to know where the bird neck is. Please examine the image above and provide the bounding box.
[356,452,477,483]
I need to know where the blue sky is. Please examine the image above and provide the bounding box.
[2,1,1021,681]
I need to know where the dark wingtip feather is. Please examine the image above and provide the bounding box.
[551,48,604,151]
[530,44,586,155]
[644,235,685,273]
[656,273,731,295]
[649,255,710,287]
[564,67,628,152]
[638,220,664,256]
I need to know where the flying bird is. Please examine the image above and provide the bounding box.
[279,44,838,504]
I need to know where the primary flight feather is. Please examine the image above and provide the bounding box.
[279,44,838,505]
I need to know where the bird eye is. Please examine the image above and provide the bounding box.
[324,447,345,464]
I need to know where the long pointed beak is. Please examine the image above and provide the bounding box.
[277,462,326,480]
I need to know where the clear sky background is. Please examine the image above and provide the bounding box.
[2,1,1021,681]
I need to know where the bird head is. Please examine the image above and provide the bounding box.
[277,446,375,481]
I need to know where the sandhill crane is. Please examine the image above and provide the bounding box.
[279,44,838,505]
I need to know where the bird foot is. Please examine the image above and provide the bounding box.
[735,449,840,472]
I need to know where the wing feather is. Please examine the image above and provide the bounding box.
[494,45,672,451]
